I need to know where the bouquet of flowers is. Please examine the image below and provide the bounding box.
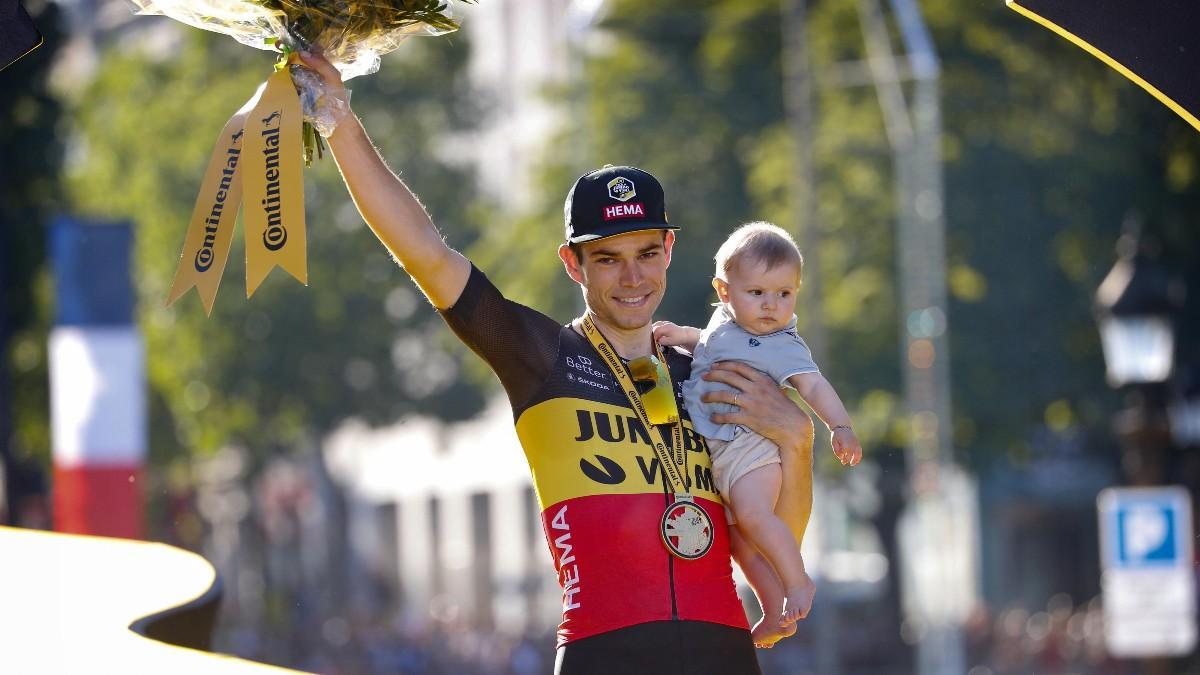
[131,0,474,313]
[131,1,463,76]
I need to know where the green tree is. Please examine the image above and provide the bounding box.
[1,2,64,491]
[922,0,1200,460]
[65,27,492,467]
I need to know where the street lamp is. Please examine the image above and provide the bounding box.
[1094,222,1182,387]
[1095,219,1184,489]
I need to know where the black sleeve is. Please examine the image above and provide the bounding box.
[438,264,563,411]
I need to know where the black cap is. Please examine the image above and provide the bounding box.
[564,165,678,243]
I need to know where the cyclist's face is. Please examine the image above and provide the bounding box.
[561,230,674,332]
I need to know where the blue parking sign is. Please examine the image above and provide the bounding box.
[1098,486,1196,657]
[1100,487,1191,571]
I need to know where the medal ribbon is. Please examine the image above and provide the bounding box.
[580,316,689,495]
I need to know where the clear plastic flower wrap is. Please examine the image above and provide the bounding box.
[130,0,468,148]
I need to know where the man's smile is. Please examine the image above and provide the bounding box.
[615,293,652,307]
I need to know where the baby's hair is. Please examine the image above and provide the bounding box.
[714,221,803,278]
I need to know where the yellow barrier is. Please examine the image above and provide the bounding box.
[0,526,311,674]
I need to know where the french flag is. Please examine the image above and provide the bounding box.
[49,218,145,539]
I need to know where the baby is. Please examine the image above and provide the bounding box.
[655,221,862,648]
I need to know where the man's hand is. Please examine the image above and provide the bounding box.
[293,49,353,139]
[295,49,347,99]
[706,361,816,545]
[831,427,862,466]
[653,321,701,352]
[701,361,813,451]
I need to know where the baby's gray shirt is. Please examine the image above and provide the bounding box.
[681,305,820,442]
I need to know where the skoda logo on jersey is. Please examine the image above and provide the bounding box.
[749,338,761,347]
[607,176,636,202]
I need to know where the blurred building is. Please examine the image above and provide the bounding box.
[324,396,562,637]
[977,424,1119,610]
[43,0,174,92]
[458,0,576,211]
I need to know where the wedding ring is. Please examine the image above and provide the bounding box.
[733,392,740,406]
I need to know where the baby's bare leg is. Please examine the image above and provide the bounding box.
[730,524,795,648]
[729,464,815,626]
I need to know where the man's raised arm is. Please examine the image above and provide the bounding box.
[297,50,471,309]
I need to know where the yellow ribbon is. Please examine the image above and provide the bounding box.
[165,86,259,314]
[166,65,308,313]
[242,68,307,297]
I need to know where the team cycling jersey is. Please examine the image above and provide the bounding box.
[440,265,749,648]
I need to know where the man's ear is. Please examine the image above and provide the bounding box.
[663,230,676,267]
[559,243,585,285]
[711,276,729,303]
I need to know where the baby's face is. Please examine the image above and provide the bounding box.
[716,258,801,336]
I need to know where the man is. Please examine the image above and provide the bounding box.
[299,51,815,674]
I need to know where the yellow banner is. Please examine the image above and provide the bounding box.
[242,68,307,297]
[165,85,267,315]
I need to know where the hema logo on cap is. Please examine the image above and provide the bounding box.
[603,202,646,221]
[607,176,637,202]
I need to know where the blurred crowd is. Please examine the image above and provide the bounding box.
[962,593,1192,675]
[219,608,556,675]
[206,591,1200,675]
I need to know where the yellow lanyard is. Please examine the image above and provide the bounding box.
[580,315,689,494]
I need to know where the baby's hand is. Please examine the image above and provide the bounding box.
[653,321,701,351]
[831,427,862,466]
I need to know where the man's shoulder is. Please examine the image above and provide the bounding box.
[446,264,563,330]
[663,343,694,365]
